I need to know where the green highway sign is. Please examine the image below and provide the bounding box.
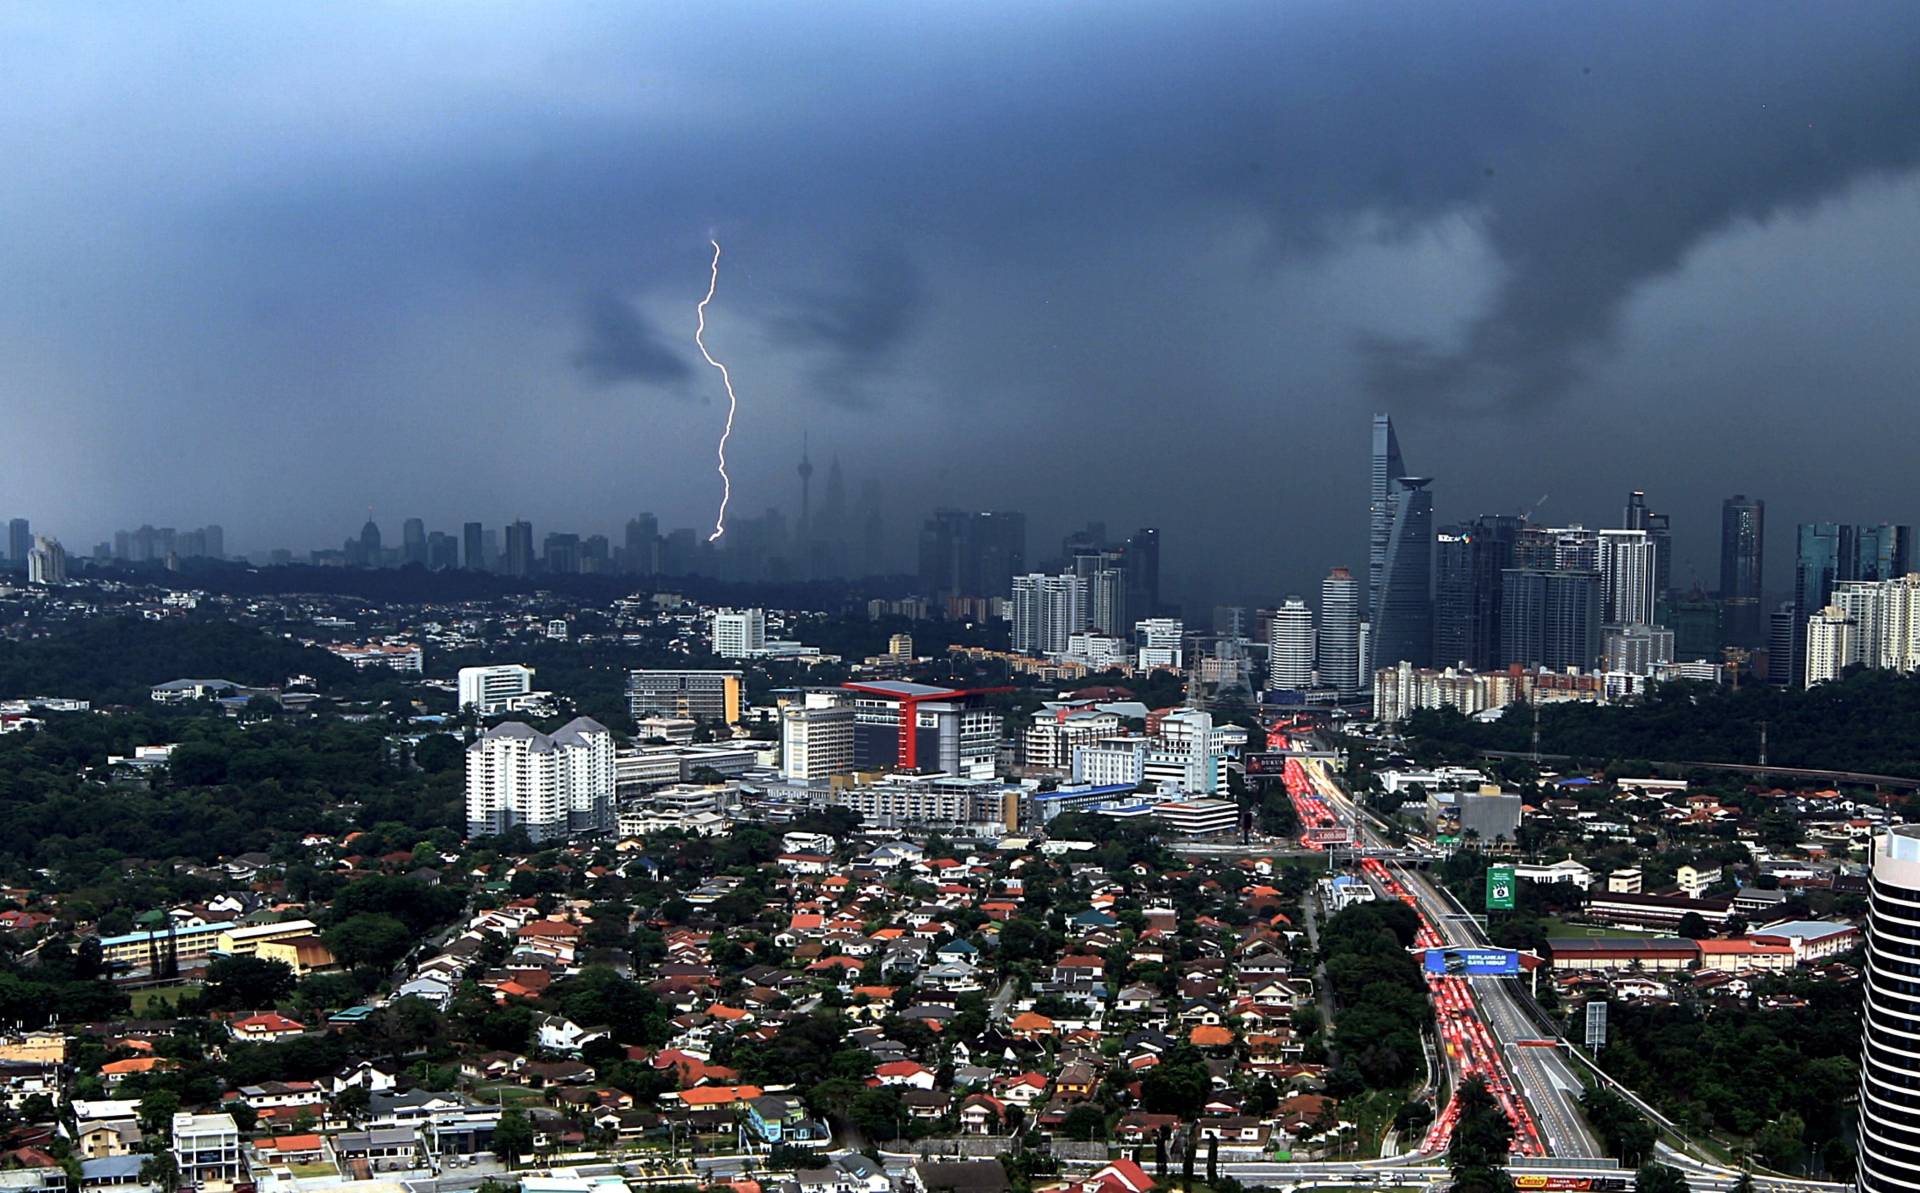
[1486,863,1517,911]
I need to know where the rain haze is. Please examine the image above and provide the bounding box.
[6,2,1920,608]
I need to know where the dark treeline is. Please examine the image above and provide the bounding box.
[83,558,924,613]
[1407,670,1920,777]
[0,618,362,705]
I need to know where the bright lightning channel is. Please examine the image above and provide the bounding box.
[695,238,738,542]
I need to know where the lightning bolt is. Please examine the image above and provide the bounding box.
[695,239,738,542]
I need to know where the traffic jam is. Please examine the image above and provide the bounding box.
[1264,720,1544,1158]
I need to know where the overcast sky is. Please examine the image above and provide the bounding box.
[5,2,1920,608]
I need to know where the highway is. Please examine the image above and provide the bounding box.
[1275,730,1589,1158]
[1395,863,1600,1158]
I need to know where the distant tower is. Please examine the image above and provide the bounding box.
[797,435,815,545]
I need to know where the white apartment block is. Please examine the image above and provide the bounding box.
[1024,710,1123,771]
[712,608,768,658]
[1012,573,1088,655]
[457,663,536,714]
[780,692,856,781]
[465,717,615,841]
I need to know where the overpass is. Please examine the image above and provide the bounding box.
[1479,748,1920,790]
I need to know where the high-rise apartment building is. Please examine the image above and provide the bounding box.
[8,518,30,564]
[1499,567,1601,671]
[1597,529,1658,627]
[779,692,856,781]
[1317,567,1362,694]
[26,536,67,585]
[1803,604,1860,686]
[1367,413,1406,619]
[1372,475,1434,668]
[712,608,768,658]
[1791,522,1914,685]
[1719,495,1765,646]
[1859,824,1920,1193]
[1266,598,1315,691]
[1809,574,1920,684]
[464,717,616,840]
[1012,573,1088,655]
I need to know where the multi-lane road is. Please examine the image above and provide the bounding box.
[1274,736,1857,1192]
[1394,861,1599,1157]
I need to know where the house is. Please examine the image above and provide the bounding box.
[874,1061,936,1090]
[534,1014,608,1055]
[252,1134,329,1166]
[743,1095,829,1147]
[907,1161,1011,1193]
[958,1094,1010,1136]
[1055,1063,1099,1100]
[791,1153,892,1193]
[228,1013,305,1043]
[993,1073,1049,1106]
[77,1156,145,1190]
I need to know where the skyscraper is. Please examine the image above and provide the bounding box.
[1499,567,1601,671]
[464,522,486,571]
[1367,413,1407,619]
[358,517,382,565]
[1859,824,1920,1193]
[1012,572,1088,655]
[624,514,659,575]
[1719,495,1765,647]
[1433,515,1521,672]
[1266,598,1315,691]
[1596,529,1658,627]
[504,519,534,577]
[1791,522,1914,685]
[1371,475,1433,669]
[7,518,28,565]
[401,517,427,567]
[919,509,1027,600]
[1125,527,1161,620]
[1317,567,1361,695]
[26,536,67,585]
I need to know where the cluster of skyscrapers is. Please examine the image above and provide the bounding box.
[1285,413,1920,694]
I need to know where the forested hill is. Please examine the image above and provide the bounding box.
[1406,669,1920,778]
[0,618,358,704]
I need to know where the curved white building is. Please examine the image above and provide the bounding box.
[1860,824,1920,1191]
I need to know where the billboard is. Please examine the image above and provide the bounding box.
[1487,863,1517,911]
[1584,1000,1609,1049]
[1422,947,1523,976]
[1513,1178,1627,1192]
[1242,752,1288,777]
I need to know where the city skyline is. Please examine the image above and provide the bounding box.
[4,6,1920,606]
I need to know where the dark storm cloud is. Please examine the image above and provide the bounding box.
[6,3,1920,605]
[571,293,692,389]
[771,245,924,405]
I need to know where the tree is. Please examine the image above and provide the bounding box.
[1752,1110,1805,1172]
[1206,1135,1218,1186]
[493,1108,534,1165]
[1675,912,1712,940]
[139,1151,180,1193]
[1447,1078,1514,1193]
[1061,1104,1106,1142]
[139,1091,181,1137]
[324,913,412,970]
[202,955,296,1010]
[1634,1162,1690,1193]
